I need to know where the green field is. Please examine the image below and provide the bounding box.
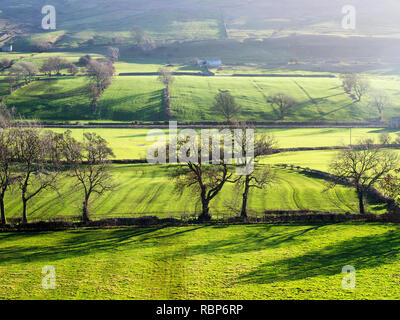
[4,70,400,122]
[48,127,398,160]
[0,126,392,221]
[1,223,400,299]
[4,77,92,120]
[3,164,386,222]
[2,0,400,302]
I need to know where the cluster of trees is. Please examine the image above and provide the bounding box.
[7,62,39,90]
[211,91,298,122]
[6,53,116,117]
[340,73,389,122]
[158,67,174,119]
[0,107,116,225]
[329,139,399,214]
[170,122,277,221]
[131,27,156,51]
[31,41,53,53]
[0,58,11,70]
[270,93,298,120]
[86,58,116,115]
[40,56,69,76]
[340,73,370,101]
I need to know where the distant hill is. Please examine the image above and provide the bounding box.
[1,0,400,49]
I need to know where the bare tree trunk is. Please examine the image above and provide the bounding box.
[241,176,250,219]
[82,198,90,223]
[22,198,28,224]
[357,190,365,214]
[199,198,211,222]
[0,196,6,225]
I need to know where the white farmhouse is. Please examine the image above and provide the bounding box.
[1,44,13,52]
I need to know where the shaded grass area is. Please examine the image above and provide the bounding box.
[4,77,93,120]
[169,76,365,121]
[3,165,385,222]
[3,69,400,122]
[1,223,400,299]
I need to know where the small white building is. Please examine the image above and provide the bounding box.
[1,44,13,52]
[198,59,222,68]
[389,117,400,129]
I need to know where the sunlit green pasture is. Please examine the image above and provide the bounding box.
[3,164,385,223]
[1,223,400,299]
[49,127,397,160]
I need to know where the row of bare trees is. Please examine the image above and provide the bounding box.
[0,107,115,225]
[5,54,116,117]
[329,139,398,214]
[169,123,277,221]
[210,91,298,122]
[340,73,390,122]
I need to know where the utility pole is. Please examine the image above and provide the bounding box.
[350,127,352,146]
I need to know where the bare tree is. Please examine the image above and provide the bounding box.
[132,28,155,51]
[211,91,242,122]
[67,63,79,76]
[170,137,234,221]
[0,131,14,225]
[79,55,92,67]
[270,93,298,120]
[0,58,11,69]
[0,100,15,129]
[379,132,391,145]
[12,127,62,223]
[158,67,174,88]
[9,62,38,83]
[0,104,16,225]
[107,47,120,63]
[6,74,18,91]
[381,171,400,207]
[86,59,115,114]
[232,124,277,218]
[61,131,115,222]
[175,163,232,221]
[340,73,356,92]
[41,57,68,76]
[18,62,39,82]
[132,27,145,44]
[370,91,389,122]
[329,139,398,214]
[352,75,370,102]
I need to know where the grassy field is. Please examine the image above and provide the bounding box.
[2,51,400,123]
[98,76,165,121]
[4,77,93,120]
[4,70,400,122]
[1,223,400,299]
[170,76,367,121]
[48,127,398,160]
[3,164,385,222]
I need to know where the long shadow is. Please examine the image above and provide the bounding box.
[0,225,204,265]
[239,228,400,285]
[0,227,161,265]
[183,224,326,257]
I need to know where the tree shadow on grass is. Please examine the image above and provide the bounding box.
[184,224,326,257]
[0,226,204,265]
[239,228,400,285]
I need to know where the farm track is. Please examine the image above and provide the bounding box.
[145,229,190,299]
